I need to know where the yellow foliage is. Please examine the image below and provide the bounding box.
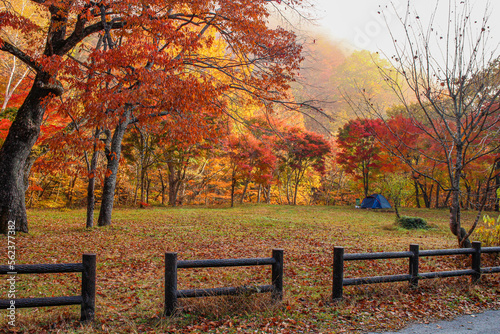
[474,215,500,247]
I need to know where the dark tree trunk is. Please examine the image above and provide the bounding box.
[240,178,250,204]
[362,163,369,198]
[494,159,500,211]
[140,165,146,207]
[257,184,262,203]
[67,175,78,207]
[443,190,450,206]
[146,174,151,204]
[285,173,292,205]
[86,135,99,228]
[0,83,53,233]
[418,182,431,208]
[86,172,96,228]
[167,162,180,206]
[292,169,306,206]
[414,180,421,208]
[435,184,440,208]
[394,205,401,219]
[449,143,471,248]
[293,175,299,205]
[97,109,131,227]
[158,169,166,205]
[230,168,236,208]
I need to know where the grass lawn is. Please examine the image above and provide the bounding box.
[1,205,499,333]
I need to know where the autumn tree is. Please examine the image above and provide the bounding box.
[336,118,384,198]
[226,133,276,207]
[314,142,352,206]
[379,172,413,219]
[0,0,307,233]
[362,0,500,246]
[275,127,330,205]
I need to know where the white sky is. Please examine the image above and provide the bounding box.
[308,0,500,56]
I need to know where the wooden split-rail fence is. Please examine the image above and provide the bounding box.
[1,243,499,321]
[332,241,500,300]
[0,254,96,322]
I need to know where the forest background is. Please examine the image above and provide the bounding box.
[1,0,499,236]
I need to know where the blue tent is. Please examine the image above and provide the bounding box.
[360,194,392,209]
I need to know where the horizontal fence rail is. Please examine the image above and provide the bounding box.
[0,254,96,322]
[165,249,283,316]
[332,242,500,300]
[0,263,84,274]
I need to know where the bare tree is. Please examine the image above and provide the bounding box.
[355,0,500,247]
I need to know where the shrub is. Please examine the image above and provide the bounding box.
[396,216,429,230]
[474,215,500,247]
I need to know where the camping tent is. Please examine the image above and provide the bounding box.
[360,194,392,209]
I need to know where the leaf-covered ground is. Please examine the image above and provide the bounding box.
[1,205,499,333]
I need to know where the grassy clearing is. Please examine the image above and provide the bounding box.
[1,205,499,333]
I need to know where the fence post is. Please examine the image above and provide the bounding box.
[471,241,481,283]
[409,244,419,289]
[164,252,178,316]
[81,253,96,322]
[332,247,344,301]
[271,249,284,302]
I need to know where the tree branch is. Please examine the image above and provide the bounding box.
[0,39,43,72]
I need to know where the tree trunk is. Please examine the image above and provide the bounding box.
[158,169,166,205]
[67,175,78,207]
[414,180,421,208]
[146,174,151,204]
[257,184,261,203]
[418,182,431,208]
[449,143,471,248]
[230,168,236,208]
[362,163,369,198]
[293,175,299,205]
[293,169,306,205]
[86,161,98,228]
[140,165,146,207]
[0,83,53,234]
[496,166,500,212]
[285,173,292,205]
[167,162,180,206]
[435,184,440,208]
[240,178,250,204]
[178,183,185,205]
[394,205,401,219]
[86,139,99,228]
[97,109,131,226]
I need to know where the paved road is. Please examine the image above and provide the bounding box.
[368,310,500,334]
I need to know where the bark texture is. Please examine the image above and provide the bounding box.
[97,110,131,226]
[0,82,52,233]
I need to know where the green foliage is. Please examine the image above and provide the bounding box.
[380,172,413,209]
[474,215,500,246]
[396,215,429,230]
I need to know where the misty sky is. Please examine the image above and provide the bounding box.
[310,0,500,56]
